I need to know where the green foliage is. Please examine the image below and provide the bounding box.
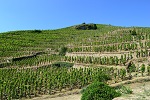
[51,62,74,68]
[0,67,111,99]
[116,85,133,94]
[64,55,127,66]
[147,66,150,76]
[81,82,121,100]
[1,23,150,100]
[130,29,137,35]
[30,30,42,33]
[141,64,145,76]
[80,85,88,93]
[74,23,97,30]
[120,69,126,80]
[94,72,111,82]
[59,47,68,56]
[127,62,136,73]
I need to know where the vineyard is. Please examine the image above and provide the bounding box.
[0,23,150,99]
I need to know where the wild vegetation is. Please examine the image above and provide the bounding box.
[81,82,121,100]
[0,23,150,99]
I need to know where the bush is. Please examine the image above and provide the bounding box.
[30,30,42,33]
[116,85,133,94]
[141,64,145,76]
[81,82,121,100]
[126,62,136,73]
[59,47,68,56]
[130,29,137,35]
[147,66,150,76]
[51,62,74,68]
[74,23,97,30]
[120,69,126,80]
[94,72,111,83]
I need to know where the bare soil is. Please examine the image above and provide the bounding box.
[29,94,81,100]
[66,52,125,58]
[113,81,150,100]
[25,89,81,100]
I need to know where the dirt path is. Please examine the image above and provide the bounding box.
[25,89,81,100]
[66,52,127,58]
[29,94,82,100]
[73,63,126,69]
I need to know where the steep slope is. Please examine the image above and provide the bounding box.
[1,23,150,100]
[0,24,119,66]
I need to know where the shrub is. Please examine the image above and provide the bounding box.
[130,29,137,35]
[116,85,133,94]
[59,47,67,56]
[147,66,150,76]
[51,62,74,68]
[120,69,126,80]
[81,82,121,100]
[141,64,145,76]
[126,62,136,73]
[30,30,42,33]
[94,72,111,83]
[74,23,97,30]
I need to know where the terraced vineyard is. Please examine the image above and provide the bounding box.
[0,23,150,99]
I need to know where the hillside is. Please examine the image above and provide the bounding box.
[0,24,120,67]
[0,23,150,100]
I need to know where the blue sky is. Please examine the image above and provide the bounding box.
[0,0,150,32]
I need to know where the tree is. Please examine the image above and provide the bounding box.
[126,61,136,73]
